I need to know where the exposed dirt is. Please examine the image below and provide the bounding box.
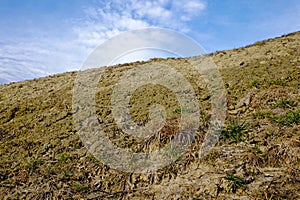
[0,32,299,199]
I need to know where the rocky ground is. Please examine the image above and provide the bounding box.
[0,32,299,199]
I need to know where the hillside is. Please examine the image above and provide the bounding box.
[0,32,299,199]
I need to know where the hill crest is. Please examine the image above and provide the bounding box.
[0,31,299,199]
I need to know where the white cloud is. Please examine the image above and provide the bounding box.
[0,0,207,84]
[74,0,207,50]
[182,1,206,14]
[82,28,206,69]
[0,37,86,84]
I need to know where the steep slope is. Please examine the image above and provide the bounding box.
[0,32,299,199]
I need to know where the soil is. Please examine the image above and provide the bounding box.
[0,32,299,199]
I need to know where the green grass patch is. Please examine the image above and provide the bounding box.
[59,153,68,163]
[73,182,89,192]
[268,79,287,86]
[224,172,246,193]
[273,99,296,108]
[270,109,300,126]
[221,121,248,143]
[253,110,273,119]
[249,79,260,88]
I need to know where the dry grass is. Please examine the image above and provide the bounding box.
[0,32,300,199]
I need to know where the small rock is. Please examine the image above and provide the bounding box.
[201,94,211,101]
[260,61,267,65]
[228,105,235,110]
[229,110,239,115]
[237,94,252,108]
[57,181,63,189]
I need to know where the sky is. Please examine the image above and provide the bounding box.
[0,0,299,84]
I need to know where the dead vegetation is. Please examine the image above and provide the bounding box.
[0,32,300,199]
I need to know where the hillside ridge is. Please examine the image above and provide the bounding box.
[0,31,299,199]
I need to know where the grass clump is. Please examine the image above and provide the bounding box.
[253,110,272,119]
[271,109,300,126]
[224,172,246,193]
[73,182,89,192]
[221,121,248,143]
[59,153,68,163]
[268,79,287,86]
[273,99,296,108]
[250,79,260,88]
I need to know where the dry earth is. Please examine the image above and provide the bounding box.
[0,32,300,199]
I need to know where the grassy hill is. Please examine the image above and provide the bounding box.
[0,32,299,199]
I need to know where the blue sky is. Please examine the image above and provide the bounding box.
[0,0,299,84]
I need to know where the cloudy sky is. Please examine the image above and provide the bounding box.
[0,0,299,84]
